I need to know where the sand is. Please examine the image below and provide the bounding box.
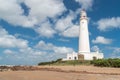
[0,65,120,80]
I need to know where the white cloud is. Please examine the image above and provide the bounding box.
[0,26,8,36]
[35,21,56,38]
[0,0,94,38]
[3,49,16,54]
[0,27,45,64]
[55,11,75,32]
[0,27,28,48]
[97,17,120,31]
[75,0,93,10]
[0,0,66,27]
[0,0,36,27]
[35,40,74,54]
[61,25,79,37]
[58,38,69,42]
[0,0,66,37]
[19,47,46,56]
[92,36,112,44]
[54,46,73,54]
[25,0,66,22]
[106,47,120,58]
[112,47,120,54]
[24,0,66,38]
[91,45,100,52]
[55,10,80,38]
[35,40,54,51]
[0,27,75,65]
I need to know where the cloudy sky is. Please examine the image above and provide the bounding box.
[0,0,120,65]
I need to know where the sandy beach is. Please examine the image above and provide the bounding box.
[0,65,120,80]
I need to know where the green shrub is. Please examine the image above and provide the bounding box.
[91,58,120,68]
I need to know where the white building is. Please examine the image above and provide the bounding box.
[62,52,78,61]
[62,10,104,61]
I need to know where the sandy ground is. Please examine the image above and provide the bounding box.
[0,65,120,80]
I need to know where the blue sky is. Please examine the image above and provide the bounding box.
[0,0,120,65]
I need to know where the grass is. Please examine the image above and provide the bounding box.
[38,58,120,68]
[38,59,92,66]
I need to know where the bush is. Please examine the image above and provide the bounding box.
[91,58,120,68]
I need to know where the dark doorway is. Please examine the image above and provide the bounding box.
[69,57,71,60]
[74,57,77,60]
[93,56,97,60]
[78,54,84,60]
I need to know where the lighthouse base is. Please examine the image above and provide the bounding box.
[78,52,104,60]
[62,52,104,61]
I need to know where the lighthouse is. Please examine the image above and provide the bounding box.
[78,10,104,60]
[62,10,104,61]
[79,10,90,53]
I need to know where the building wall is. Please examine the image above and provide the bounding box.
[63,52,104,61]
[62,52,78,61]
[79,52,104,60]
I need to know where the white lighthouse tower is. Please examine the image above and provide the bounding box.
[78,10,104,60]
[79,10,90,53]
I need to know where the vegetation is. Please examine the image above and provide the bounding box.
[38,58,120,68]
[38,58,62,65]
[91,58,120,68]
[38,58,91,66]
